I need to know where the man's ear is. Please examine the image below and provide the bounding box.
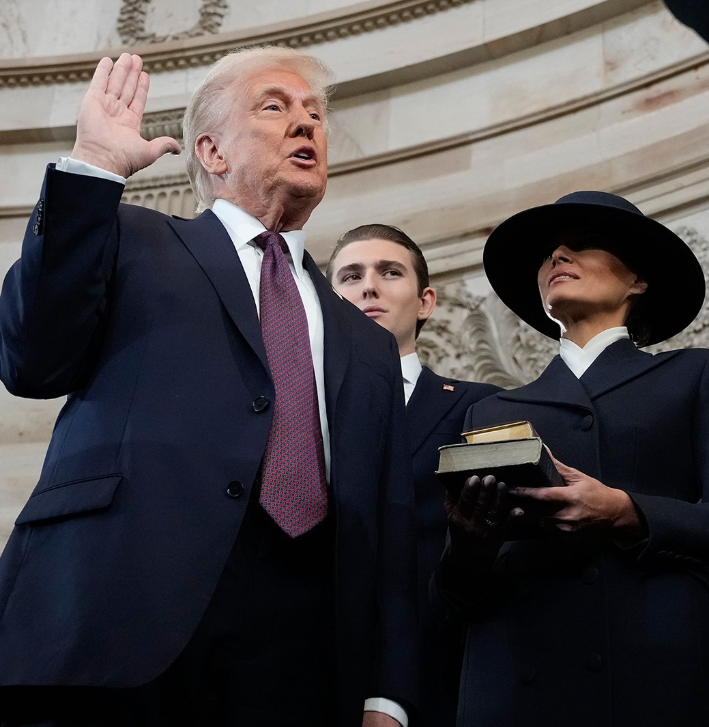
[418,287,437,322]
[195,133,227,176]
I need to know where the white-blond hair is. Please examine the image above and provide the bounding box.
[183,46,335,214]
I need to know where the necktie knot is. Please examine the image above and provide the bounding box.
[254,231,289,254]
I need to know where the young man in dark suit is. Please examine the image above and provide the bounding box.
[0,49,417,727]
[328,225,499,726]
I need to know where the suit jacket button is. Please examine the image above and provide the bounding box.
[226,481,244,498]
[519,666,536,684]
[582,566,599,584]
[586,652,603,672]
[580,415,593,431]
[252,396,270,413]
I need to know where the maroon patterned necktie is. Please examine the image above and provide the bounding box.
[253,231,328,537]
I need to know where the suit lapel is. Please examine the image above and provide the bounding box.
[497,355,595,412]
[579,338,682,399]
[406,367,468,456]
[303,252,351,427]
[167,211,269,373]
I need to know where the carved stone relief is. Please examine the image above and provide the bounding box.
[0,0,483,87]
[418,225,709,387]
[117,0,229,45]
[123,172,196,217]
[141,108,185,144]
[417,288,558,389]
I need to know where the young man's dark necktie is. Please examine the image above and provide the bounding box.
[253,231,328,537]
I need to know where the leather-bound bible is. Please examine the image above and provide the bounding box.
[437,420,562,489]
[437,421,564,537]
[461,420,537,444]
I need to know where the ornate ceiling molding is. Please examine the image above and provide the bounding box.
[331,51,709,176]
[5,41,704,172]
[125,172,190,192]
[140,108,185,143]
[118,0,229,46]
[0,0,474,89]
[6,96,709,234]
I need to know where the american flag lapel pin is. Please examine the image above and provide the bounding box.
[443,384,455,392]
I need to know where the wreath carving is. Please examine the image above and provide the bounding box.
[117,0,229,45]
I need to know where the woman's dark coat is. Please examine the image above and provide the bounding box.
[450,338,709,727]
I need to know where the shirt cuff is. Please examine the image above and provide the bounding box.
[57,157,127,186]
[364,697,408,726]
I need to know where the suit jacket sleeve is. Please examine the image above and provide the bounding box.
[0,165,123,398]
[628,354,709,566]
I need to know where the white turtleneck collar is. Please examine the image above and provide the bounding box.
[559,327,630,379]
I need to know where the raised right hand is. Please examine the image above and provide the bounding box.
[71,53,181,178]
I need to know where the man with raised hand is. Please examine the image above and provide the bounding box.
[0,50,417,727]
[328,225,499,726]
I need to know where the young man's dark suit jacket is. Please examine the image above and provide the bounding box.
[0,167,418,726]
[445,338,709,727]
[406,366,498,726]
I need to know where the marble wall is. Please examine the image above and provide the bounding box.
[1,0,709,547]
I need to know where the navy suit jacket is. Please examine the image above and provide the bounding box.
[448,339,709,727]
[0,167,418,726]
[406,366,498,726]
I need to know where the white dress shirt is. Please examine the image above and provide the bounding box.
[209,199,330,480]
[559,327,630,379]
[401,352,423,405]
[56,157,406,726]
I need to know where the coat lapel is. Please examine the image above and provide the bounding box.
[406,367,468,456]
[579,338,682,399]
[303,252,351,428]
[497,355,595,412]
[168,211,269,373]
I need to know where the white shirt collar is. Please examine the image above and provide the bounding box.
[211,199,307,280]
[400,352,423,387]
[400,352,422,406]
[559,326,630,379]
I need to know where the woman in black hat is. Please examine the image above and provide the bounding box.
[439,191,709,727]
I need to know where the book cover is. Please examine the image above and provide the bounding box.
[437,422,564,538]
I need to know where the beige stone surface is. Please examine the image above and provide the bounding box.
[0,442,47,548]
[0,0,640,61]
[0,388,63,446]
[0,0,122,58]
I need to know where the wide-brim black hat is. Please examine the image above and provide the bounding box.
[483,191,706,346]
